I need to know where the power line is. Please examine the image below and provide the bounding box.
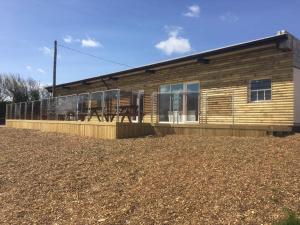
[57,43,133,68]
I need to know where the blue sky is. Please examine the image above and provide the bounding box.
[1,0,300,85]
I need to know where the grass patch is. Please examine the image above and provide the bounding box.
[274,210,300,225]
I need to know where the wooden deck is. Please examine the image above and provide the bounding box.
[6,120,155,139]
[6,120,294,139]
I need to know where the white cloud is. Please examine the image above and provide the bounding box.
[220,12,239,23]
[63,35,73,43]
[26,65,32,71]
[183,4,200,18]
[63,35,85,44]
[81,37,102,48]
[155,26,192,55]
[37,68,46,74]
[38,46,52,56]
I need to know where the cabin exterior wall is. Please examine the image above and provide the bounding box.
[56,43,295,126]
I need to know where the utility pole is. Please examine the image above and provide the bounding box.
[52,40,57,97]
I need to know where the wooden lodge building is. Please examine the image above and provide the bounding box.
[6,31,300,138]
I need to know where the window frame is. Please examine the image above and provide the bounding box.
[158,81,200,124]
[248,78,272,103]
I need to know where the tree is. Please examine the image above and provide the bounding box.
[0,73,49,102]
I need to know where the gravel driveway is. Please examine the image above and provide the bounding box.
[0,127,299,224]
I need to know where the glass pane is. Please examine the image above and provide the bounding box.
[171,84,183,122]
[139,93,144,115]
[11,104,15,119]
[6,104,11,119]
[187,83,199,121]
[251,91,257,102]
[171,84,183,93]
[104,90,119,115]
[15,103,21,119]
[26,102,33,120]
[77,94,89,121]
[90,91,104,109]
[160,85,170,93]
[258,90,264,101]
[33,101,41,120]
[20,103,26,119]
[41,99,48,120]
[251,79,271,90]
[47,98,57,120]
[265,90,271,100]
[159,93,171,122]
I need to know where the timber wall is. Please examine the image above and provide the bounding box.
[55,43,295,126]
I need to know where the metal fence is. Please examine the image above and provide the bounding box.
[6,89,144,123]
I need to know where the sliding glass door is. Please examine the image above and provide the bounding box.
[159,85,171,122]
[170,84,184,123]
[159,82,199,123]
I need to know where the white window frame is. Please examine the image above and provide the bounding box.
[132,90,144,123]
[158,81,200,124]
[249,79,272,102]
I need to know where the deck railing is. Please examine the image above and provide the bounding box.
[6,89,143,123]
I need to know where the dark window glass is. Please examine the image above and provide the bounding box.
[251,91,257,102]
[257,90,265,101]
[159,92,171,122]
[250,79,271,91]
[265,90,271,100]
[187,83,200,121]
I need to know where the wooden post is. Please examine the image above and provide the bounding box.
[52,40,57,97]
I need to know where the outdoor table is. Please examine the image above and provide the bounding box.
[108,105,139,123]
[88,106,103,122]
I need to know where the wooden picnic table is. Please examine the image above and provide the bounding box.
[88,105,142,123]
[88,106,103,122]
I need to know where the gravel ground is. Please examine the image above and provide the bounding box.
[0,127,299,225]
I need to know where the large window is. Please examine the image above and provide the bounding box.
[159,82,199,123]
[250,79,271,102]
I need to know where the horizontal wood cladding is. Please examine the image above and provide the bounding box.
[207,95,232,116]
[56,44,294,126]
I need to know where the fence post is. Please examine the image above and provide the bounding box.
[157,92,160,124]
[10,103,13,119]
[5,104,8,120]
[232,89,235,125]
[88,93,91,120]
[40,100,43,120]
[31,102,34,120]
[137,92,140,123]
[18,103,21,120]
[55,98,58,121]
[116,90,120,122]
[205,92,208,124]
[151,93,153,124]
[46,99,49,120]
[101,92,104,122]
[76,95,79,121]
[24,102,27,120]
